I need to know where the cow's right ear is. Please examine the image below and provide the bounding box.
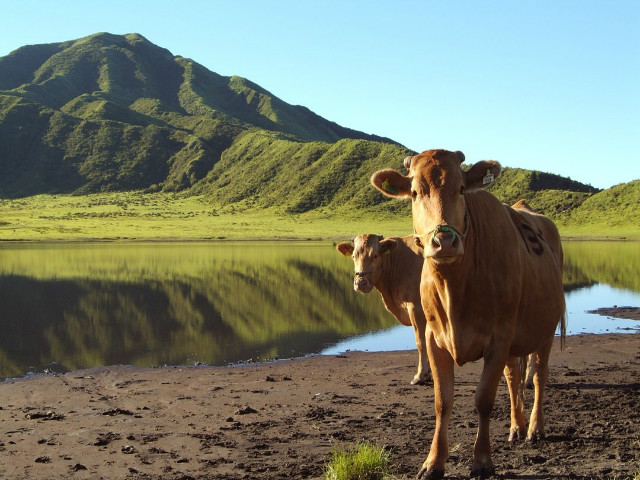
[371,169,411,198]
[336,242,354,257]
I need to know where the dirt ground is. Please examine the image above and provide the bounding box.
[1,332,639,480]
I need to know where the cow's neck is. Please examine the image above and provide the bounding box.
[374,251,396,299]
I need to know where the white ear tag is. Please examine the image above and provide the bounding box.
[483,169,494,185]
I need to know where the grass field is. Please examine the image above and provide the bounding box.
[1,192,638,242]
[0,192,414,242]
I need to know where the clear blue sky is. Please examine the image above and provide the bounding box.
[2,0,638,189]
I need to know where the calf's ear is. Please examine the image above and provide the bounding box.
[371,169,411,198]
[336,242,354,257]
[379,238,398,255]
[463,160,501,191]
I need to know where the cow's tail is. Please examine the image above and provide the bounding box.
[559,304,567,350]
[518,355,528,396]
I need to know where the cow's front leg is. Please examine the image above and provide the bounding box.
[417,331,453,479]
[409,306,430,385]
[503,355,526,441]
[472,346,509,478]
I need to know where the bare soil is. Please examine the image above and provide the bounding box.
[1,333,639,479]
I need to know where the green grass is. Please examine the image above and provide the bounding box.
[324,441,392,480]
[0,191,414,241]
[2,191,639,242]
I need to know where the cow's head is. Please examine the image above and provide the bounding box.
[337,234,397,292]
[371,149,500,263]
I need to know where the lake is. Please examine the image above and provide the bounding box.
[0,240,638,380]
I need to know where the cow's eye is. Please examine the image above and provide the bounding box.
[460,185,465,195]
[411,190,417,200]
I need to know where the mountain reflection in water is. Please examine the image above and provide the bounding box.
[0,240,638,380]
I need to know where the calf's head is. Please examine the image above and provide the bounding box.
[337,234,397,292]
[371,149,500,263]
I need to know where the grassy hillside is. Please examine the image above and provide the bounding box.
[487,167,598,216]
[557,180,640,238]
[0,32,394,198]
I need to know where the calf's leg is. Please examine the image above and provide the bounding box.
[417,331,454,480]
[409,307,430,385]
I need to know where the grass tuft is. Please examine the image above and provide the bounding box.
[324,441,391,480]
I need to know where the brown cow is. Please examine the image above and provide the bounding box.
[337,234,430,385]
[371,149,566,479]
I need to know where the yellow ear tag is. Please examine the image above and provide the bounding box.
[382,178,397,194]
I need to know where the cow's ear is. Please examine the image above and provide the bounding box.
[379,238,398,255]
[371,169,411,198]
[336,242,354,257]
[463,160,501,191]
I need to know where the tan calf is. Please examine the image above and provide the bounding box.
[337,234,430,385]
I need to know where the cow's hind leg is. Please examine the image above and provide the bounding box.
[503,356,526,442]
[527,338,553,441]
[417,331,454,479]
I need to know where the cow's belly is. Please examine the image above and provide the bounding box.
[510,288,564,356]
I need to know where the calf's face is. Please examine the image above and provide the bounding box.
[337,235,397,293]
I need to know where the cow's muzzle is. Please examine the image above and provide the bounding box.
[353,268,379,293]
[415,211,469,262]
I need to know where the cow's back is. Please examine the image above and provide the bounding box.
[506,201,565,355]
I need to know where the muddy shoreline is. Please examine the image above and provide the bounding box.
[1,333,639,479]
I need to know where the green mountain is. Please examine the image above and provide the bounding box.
[0,32,637,232]
[0,32,398,199]
[487,168,599,216]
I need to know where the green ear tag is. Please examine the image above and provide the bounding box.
[382,178,397,194]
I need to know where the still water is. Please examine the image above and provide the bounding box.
[0,241,638,380]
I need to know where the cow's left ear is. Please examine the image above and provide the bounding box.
[378,238,398,255]
[371,169,412,198]
[336,242,354,257]
[463,160,502,191]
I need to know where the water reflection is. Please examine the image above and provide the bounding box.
[0,242,395,380]
[0,241,638,380]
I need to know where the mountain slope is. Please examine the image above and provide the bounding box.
[560,180,640,231]
[0,32,394,198]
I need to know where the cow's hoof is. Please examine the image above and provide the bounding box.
[527,431,545,443]
[411,374,431,385]
[470,465,495,478]
[508,428,526,442]
[417,466,444,479]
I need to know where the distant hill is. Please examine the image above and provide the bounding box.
[559,180,640,231]
[487,167,599,216]
[0,32,637,230]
